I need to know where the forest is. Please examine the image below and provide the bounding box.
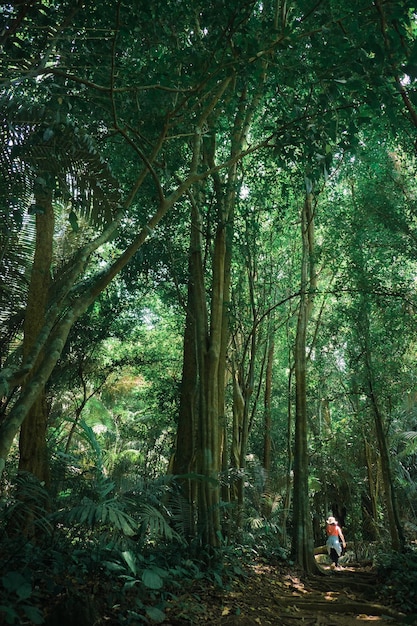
[1,0,417,624]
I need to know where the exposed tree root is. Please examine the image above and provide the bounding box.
[273,596,405,620]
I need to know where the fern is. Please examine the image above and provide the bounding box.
[63,497,137,537]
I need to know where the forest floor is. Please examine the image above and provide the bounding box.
[163,558,411,626]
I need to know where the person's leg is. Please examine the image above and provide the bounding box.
[330,548,338,568]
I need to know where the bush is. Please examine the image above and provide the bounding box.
[375,548,417,615]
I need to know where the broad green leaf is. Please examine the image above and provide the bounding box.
[102,560,125,573]
[2,571,30,598]
[122,550,137,576]
[118,512,137,536]
[145,606,166,623]
[22,605,44,624]
[16,581,32,601]
[0,605,18,624]
[142,569,163,590]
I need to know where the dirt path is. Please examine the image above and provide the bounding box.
[165,561,408,625]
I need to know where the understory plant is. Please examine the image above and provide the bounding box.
[375,548,417,617]
[0,453,250,624]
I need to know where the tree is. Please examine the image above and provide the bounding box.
[1,0,416,568]
[292,190,319,572]
[0,0,244,479]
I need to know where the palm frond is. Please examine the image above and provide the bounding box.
[138,502,183,543]
[167,490,196,541]
[1,472,53,535]
[1,98,122,227]
[63,497,137,537]
[403,431,417,441]
[401,430,417,456]
[0,98,123,355]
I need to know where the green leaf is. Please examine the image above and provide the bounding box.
[43,127,54,141]
[118,511,137,537]
[123,577,138,590]
[108,506,118,526]
[98,503,107,524]
[102,560,126,573]
[16,582,32,601]
[22,605,44,624]
[0,605,18,624]
[2,571,31,599]
[122,550,137,576]
[145,606,166,623]
[80,503,91,525]
[142,569,163,590]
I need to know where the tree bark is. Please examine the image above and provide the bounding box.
[364,346,404,550]
[173,76,265,552]
[170,192,202,536]
[263,328,274,481]
[19,188,54,484]
[292,191,320,574]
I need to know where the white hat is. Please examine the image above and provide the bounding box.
[326,516,337,524]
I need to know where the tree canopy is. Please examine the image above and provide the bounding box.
[1,0,417,622]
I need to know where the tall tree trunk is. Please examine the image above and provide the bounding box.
[282,360,294,548]
[263,328,274,482]
[172,80,265,553]
[236,329,256,517]
[218,220,232,505]
[174,178,226,551]
[171,192,202,538]
[196,219,225,550]
[19,188,54,484]
[363,337,404,550]
[292,191,320,573]
[363,438,380,541]
[171,276,198,531]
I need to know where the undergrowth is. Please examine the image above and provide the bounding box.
[375,548,417,618]
[0,468,263,625]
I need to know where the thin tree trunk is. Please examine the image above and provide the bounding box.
[196,220,225,549]
[172,209,200,480]
[356,280,404,550]
[292,191,320,574]
[282,361,294,548]
[364,355,404,550]
[263,328,274,481]
[364,438,380,541]
[171,193,202,538]
[236,329,256,515]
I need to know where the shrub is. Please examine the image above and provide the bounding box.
[375,548,417,615]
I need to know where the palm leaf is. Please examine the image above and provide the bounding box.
[401,430,417,456]
[138,502,181,542]
[0,98,122,356]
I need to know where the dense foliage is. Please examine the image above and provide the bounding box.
[1,0,417,623]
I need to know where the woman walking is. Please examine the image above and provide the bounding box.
[326,516,346,570]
